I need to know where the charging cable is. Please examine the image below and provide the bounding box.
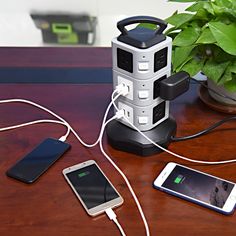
[0,93,137,236]
[111,90,236,165]
[3,82,236,236]
[0,89,122,145]
[105,208,126,236]
[69,90,123,147]
[99,132,150,236]
[98,89,150,236]
[0,119,70,142]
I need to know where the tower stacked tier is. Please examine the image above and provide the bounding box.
[112,36,172,131]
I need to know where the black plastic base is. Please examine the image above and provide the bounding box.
[106,117,177,156]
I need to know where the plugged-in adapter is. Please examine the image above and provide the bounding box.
[117,101,134,124]
[117,76,133,100]
[159,71,190,100]
[116,83,129,96]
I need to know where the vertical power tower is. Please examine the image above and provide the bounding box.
[107,16,188,156]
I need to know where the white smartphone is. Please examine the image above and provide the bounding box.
[153,162,236,215]
[62,160,124,216]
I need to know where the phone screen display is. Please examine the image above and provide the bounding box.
[7,138,70,183]
[66,164,119,209]
[162,166,234,208]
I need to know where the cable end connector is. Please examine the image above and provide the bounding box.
[105,208,126,236]
[115,83,129,96]
[115,109,125,119]
[105,208,117,221]
[59,135,67,142]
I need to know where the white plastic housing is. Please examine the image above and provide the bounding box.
[116,99,169,131]
[113,69,171,107]
[112,36,172,80]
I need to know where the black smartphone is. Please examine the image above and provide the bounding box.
[6,138,71,184]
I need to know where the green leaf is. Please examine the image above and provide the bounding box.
[218,65,233,85]
[166,13,194,28]
[166,32,179,40]
[202,60,230,82]
[165,26,178,35]
[175,56,192,72]
[212,3,236,18]
[224,75,236,92]
[168,0,200,2]
[209,22,236,56]
[233,2,236,9]
[196,28,216,44]
[186,2,204,12]
[203,2,215,15]
[173,27,200,46]
[230,61,236,73]
[186,2,214,15]
[137,23,157,30]
[181,58,204,77]
[173,46,195,70]
[215,0,232,8]
[193,8,210,21]
[189,21,206,31]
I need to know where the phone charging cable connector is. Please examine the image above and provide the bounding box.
[105,208,126,236]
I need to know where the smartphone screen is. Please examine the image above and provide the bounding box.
[162,165,234,208]
[63,161,124,216]
[154,163,236,214]
[65,163,120,210]
[6,138,70,183]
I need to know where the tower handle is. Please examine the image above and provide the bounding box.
[117,16,167,36]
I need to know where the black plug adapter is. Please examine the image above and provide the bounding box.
[159,71,190,100]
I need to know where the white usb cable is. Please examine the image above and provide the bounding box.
[105,208,126,236]
[100,133,150,236]
[111,90,236,165]
[0,119,70,142]
[0,91,148,236]
[0,89,122,146]
[69,90,123,147]
[2,83,236,236]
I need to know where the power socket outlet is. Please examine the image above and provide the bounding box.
[118,102,134,124]
[117,75,133,100]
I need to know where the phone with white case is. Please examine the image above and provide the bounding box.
[153,162,236,215]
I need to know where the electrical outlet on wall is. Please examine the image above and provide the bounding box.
[118,101,134,124]
[117,75,133,100]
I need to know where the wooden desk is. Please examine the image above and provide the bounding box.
[0,47,236,236]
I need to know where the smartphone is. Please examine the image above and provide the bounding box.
[153,162,236,215]
[63,160,124,216]
[6,138,71,184]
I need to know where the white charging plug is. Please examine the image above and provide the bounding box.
[115,83,129,96]
[105,208,126,236]
[115,109,125,119]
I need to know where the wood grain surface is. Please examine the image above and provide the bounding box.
[0,47,236,236]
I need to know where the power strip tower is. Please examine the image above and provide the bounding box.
[107,16,189,156]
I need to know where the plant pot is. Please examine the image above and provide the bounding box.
[207,79,236,106]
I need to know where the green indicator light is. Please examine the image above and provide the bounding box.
[78,172,86,178]
[174,177,182,184]
[78,171,90,178]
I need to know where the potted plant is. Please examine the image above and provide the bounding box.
[165,0,236,105]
